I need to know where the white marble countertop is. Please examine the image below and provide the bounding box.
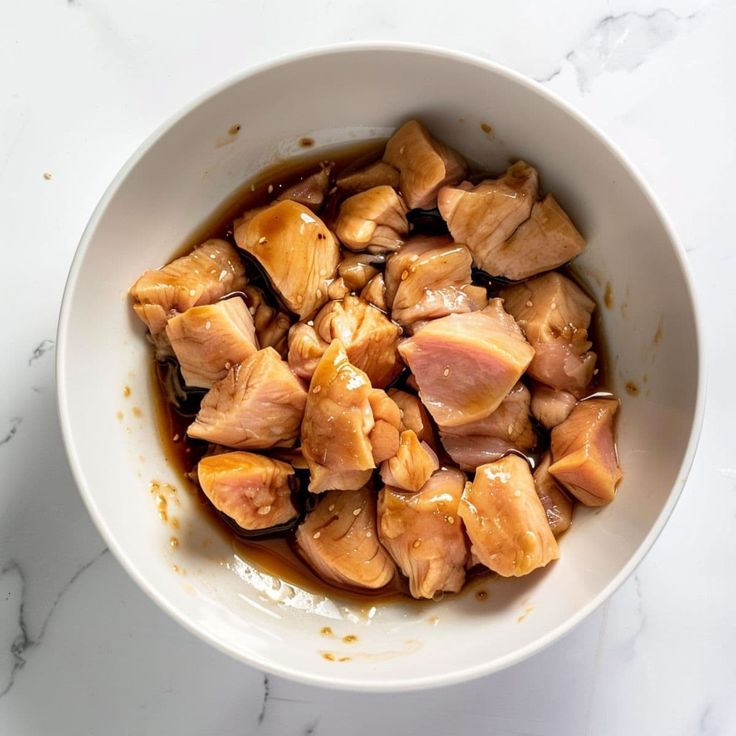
[1,0,734,733]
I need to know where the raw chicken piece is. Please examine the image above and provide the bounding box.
[533,452,573,536]
[243,285,292,358]
[530,382,577,429]
[398,299,535,427]
[337,161,400,193]
[380,430,439,492]
[338,252,386,291]
[496,195,586,280]
[130,239,246,335]
[387,388,436,449]
[360,273,388,311]
[197,451,297,531]
[502,272,596,395]
[335,185,409,252]
[549,398,622,506]
[439,382,535,470]
[277,166,331,211]
[287,295,402,388]
[437,162,538,275]
[188,347,307,449]
[378,468,469,599]
[385,236,486,326]
[301,340,400,493]
[165,297,257,389]
[383,120,466,209]
[234,200,339,319]
[296,487,396,590]
[458,454,559,577]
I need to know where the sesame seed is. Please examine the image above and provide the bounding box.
[443,368,450,377]
[316,289,322,298]
[400,270,409,281]
[249,306,256,315]
[313,385,321,394]
[507,423,514,436]
[307,320,314,326]
[551,302,557,310]
[352,508,361,516]
[205,320,211,330]
[366,531,372,538]
[224,361,231,369]
[446,516,455,525]
[172,434,179,442]
[593,368,599,375]
[328,504,335,512]
[268,184,273,194]
[526,300,533,308]
[399,146,405,155]
[258,236,267,244]
[299,223,305,235]
[412,539,421,548]
[250,184,256,192]
[189,289,196,297]
[257,505,272,515]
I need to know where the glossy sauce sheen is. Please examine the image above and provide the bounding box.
[150,141,610,602]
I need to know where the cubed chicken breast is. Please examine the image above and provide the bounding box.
[458,454,559,577]
[234,200,339,319]
[437,162,539,276]
[384,236,486,326]
[338,252,386,291]
[530,382,578,429]
[383,120,467,209]
[301,340,400,493]
[130,239,247,335]
[360,273,388,311]
[335,185,409,252]
[387,388,437,449]
[197,451,298,531]
[533,452,573,536]
[296,487,396,590]
[380,430,439,492]
[165,297,258,389]
[287,295,402,388]
[243,284,292,358]
[337,161,400,193]
[398,299,535,427]
[276,166,331,211]
[440,382,536,470]
[378,468,469,599]
[501,272,596,396]
[188,347,307,449]
[549,398,622,506]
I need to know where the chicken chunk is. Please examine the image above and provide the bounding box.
[458,454,559,577]
[188,347,307,449]
[439,382,535,470]
[378,468,468,599]
[501,272,596,395]
[530,382,577,429]
[496,195,586,280]
[380,430,439,492]
[287,295,402,388]
[337,252,386,291]
[130,239,247,335]
[549,398,622,506]
[384,236,486,326]
[197,452,298,531]
[398,299,535,427]
[296,488,396,590]
[437,162,539,275]
[387,388,436,449]
[301,340,400,493]
[243,284,292,358]
[277,166,331,211]
[234,200,339,319]
[337,161,400,193]
[165,297,258,389]
[335,185,409,252]
[533,452,573,536]
[383,120,467,209]
[360,273,388,311]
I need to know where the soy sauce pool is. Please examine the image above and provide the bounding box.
[149,140,610,604]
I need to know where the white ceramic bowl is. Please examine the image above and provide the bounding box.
[57,44,704,691]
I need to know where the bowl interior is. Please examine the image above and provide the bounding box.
[58,46,701,690]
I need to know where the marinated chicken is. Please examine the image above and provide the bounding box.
[502,272,596,395]
[188,347,307,449]
[296,487,396,590]
[459,454,560,577]
[378,468,468,598]
[234,200,339,318]
[549,398,622,506]
[197,451,298,531]
[165,297,257,389]
[131,239,246,335]
[335,185,409,252]
[135,120,622,602]
[301,340,400,493]
[398,299,535,427]
[287,295,402,388]
[383,120,466,209]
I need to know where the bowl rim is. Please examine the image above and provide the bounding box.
[56,40,706,692]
